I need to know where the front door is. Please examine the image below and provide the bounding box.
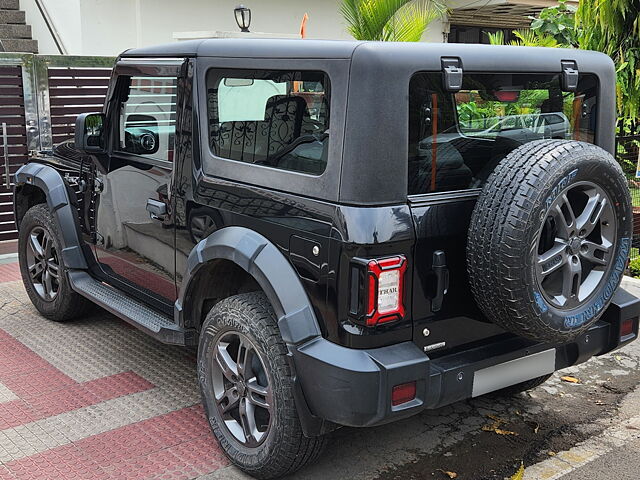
[93,62,182,310]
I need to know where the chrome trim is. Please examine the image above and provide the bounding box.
[408,189,481,206]
[2,123,9,189]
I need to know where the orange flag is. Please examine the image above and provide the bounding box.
[300,13,309,38]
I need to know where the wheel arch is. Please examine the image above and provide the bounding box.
[14,183,46,229]
[175,226,322,346]
[14,163,87,269]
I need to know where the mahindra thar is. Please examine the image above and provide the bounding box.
[12,39,640,478]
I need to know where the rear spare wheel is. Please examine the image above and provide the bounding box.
[467,140,632,343]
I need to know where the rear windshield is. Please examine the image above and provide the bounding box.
[408,73,598,195]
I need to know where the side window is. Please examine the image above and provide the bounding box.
[408,72,598,195]
[206,69,330,176]
[118,76,178,163]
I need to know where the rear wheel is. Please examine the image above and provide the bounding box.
[18,204,94,321]
[198,292,326,479]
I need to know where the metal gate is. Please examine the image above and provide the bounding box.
[0,54,114,242]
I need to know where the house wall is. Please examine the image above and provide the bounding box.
[22,0,449,56]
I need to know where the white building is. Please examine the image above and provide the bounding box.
[13,0,576,56]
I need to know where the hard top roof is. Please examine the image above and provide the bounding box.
[120,38,362,59]
[120,38,613,74]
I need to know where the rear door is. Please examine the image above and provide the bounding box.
[407,70,600,355]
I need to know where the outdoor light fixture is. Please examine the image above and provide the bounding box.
[234,5,251,33]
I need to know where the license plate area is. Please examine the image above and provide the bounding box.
[472,349,556,397]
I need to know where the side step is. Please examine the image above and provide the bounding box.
[68,270,197,346]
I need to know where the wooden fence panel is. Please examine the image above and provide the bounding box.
[48,67,111,145]
[0,60,112,243]
[0,64,26,241]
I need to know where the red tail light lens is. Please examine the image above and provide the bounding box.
[621,318,635,338]
[366,256,407,326]
[392,381,416,406]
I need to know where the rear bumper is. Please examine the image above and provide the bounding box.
[293,287,640,429]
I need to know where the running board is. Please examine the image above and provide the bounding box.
[68,270,197,346]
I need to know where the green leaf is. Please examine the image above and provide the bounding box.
[340,0,445,41]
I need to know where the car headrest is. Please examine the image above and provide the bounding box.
[264,95,310,122]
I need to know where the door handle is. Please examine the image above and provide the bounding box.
[146,198,167,221]
[431,250,449,312]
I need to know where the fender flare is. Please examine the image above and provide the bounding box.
[175,226,321,346]
[14,163,88,269]
[176,226,330,435]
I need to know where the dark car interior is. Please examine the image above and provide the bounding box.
[408,72,598,195]
[207,70,330,176]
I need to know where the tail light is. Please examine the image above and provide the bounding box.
[392,381,416,406]
[350,255,407,326]
[620,318,635,338]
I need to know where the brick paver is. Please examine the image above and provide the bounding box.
[0,264,20,283]
[0,264,228,479]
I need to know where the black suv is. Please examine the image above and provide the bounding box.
[12,39,640,479]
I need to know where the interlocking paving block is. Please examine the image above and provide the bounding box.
[0,272,227,479]
[0,383,18,404]
[0,263,20,283]
[2,406,227,479]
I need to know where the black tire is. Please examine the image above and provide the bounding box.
[18,203,94,321]
[468,140,632,343]
[492,374,552,396]
[198,292,326,479]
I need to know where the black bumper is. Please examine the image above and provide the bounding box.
[293,288,640,429]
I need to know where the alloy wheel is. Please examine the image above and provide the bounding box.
[211,331,273,447]
[24,226,60,301]
[536,181,616,309]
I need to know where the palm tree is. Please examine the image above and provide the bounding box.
[487,30,559,47]
[340,0,445,42]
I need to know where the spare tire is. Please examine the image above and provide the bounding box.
[467,140,632,343]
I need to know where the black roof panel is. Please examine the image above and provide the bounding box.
[121,38,362,59]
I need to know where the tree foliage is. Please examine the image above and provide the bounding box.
[530,0,578,46]
[487,29,558,47]
[340,0,445,42]
[576,0,640,124]
[489,0,640,128]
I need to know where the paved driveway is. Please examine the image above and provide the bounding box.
[1,260,640,480]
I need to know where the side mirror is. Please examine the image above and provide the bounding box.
[75,112,106,153]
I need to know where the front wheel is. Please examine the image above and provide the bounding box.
[18,204,94,321]
[198,292,326,479]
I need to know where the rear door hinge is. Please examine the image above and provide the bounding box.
[561,60,579,92]
[441,57,463,92]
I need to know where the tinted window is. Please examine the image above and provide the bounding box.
[118,76,177,163]
[206,69,330,176]
[408,73,598,195]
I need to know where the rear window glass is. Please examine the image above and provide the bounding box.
[408,73,598,195]
[206,69,330,176]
